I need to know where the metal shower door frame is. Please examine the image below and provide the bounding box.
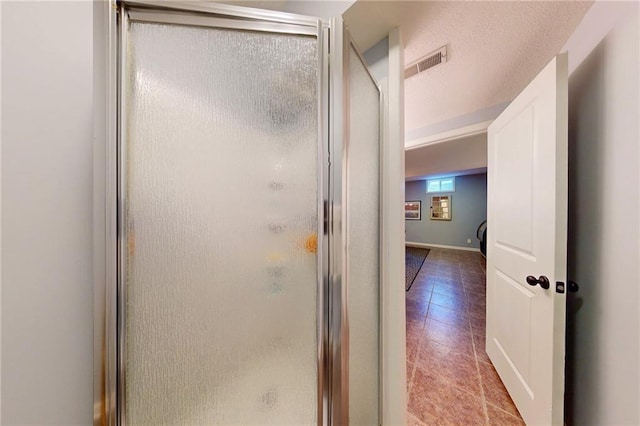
[97,1,334,425]
[95,2,383,425]
[115,6,328,426]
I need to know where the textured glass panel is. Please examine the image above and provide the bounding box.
[440,178,455,192]
[347,45,380,425]
[124,21,319,425]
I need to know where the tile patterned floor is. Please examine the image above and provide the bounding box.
[406,248,525,426]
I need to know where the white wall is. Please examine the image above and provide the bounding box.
[1,1,94,424]
[563,2,640,424]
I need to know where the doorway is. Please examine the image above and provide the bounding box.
[404,52,570,423]
[401,113,528,424]
[403,168,519,423]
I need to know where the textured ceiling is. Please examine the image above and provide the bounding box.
[345,0,592,180]
[345,1,592,137]
[403,1,592,134]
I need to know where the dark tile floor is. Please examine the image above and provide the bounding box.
[406,248,525,426]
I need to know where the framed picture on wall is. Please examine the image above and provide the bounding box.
[405,201,421,220]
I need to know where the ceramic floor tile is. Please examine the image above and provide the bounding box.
[407,412,427,426]
[474,342,492,366]
[407,314,426,331]
[478,360,521,418]
[406,288,433,303]
[427,303,470,327]
[486,403,525,425]
[407,360,416,396]
[465,294,487,310]
[432,282,466,298]
[406,327,424,364]
[415,342,482,396]
[405,247,524,425]
[462,269,485,277]
[465,285,487,297]
[434,272,463,282]
[429,275,461,285]
[470,316,487,337]
[429,291,467,311]
[407,292,433,304]
[464,279,487,293]
[467,303,487,322]
[409,367,486,426]
[407,360,415,375]
[406,298,430,320]
[421,319,475,358]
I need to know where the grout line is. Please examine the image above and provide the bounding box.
[462,253,489,425]
[464,257,490,425]
[477,284,490,425]
[407,257,438,419]
[471,324,490,424]
[485,400,524,422]
[407,261,434,405]
[407,412,428,426]
[411,289,432,371]
[407,360,417,403]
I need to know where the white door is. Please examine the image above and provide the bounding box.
[486,53,568,426]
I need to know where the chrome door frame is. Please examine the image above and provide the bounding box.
[327,17,348,426]
[96,2,336,425]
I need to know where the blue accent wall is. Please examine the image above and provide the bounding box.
[405,173,487,249]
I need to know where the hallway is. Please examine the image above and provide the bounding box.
[406,248,525,425]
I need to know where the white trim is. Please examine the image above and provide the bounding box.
[406,241,480,253]
[381,27,407,426]
[0,1,3,417]
[404,119,492,151]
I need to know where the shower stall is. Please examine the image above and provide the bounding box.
[96,1,383,424]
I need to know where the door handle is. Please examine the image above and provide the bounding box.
[526,275,550,289]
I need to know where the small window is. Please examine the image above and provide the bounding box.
[426,177,455,193]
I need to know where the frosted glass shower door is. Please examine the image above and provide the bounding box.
[121,15,321,425]
[346,42,381,425]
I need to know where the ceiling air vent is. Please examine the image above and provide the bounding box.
[404,46,447,79]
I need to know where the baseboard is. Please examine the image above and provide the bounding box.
[405,241,480,253]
